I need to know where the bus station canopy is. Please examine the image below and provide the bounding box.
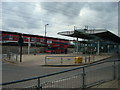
[58,29,120,44]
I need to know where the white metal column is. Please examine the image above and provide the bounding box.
[97,40,100,55]
[28,37,31,55]
[76,37,79,53]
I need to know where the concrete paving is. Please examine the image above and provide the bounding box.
[91,79,120,88]
[8,53,113,66]
[2,53,119,88]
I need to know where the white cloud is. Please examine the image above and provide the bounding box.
[33,3,45,14]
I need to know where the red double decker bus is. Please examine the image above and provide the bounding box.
[45,39,69,54]
[2,31,70,54]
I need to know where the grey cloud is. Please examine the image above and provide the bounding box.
[2,2,42,29]
[40,2,117,29]
[1,2,118,38]
[88,2,118,12]
[40,2,86,18]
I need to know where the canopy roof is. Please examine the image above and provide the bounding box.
[58,29,120,44]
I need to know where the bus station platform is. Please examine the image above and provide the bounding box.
[4,53,114,67]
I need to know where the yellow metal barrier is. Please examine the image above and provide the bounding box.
[75,57,82,64]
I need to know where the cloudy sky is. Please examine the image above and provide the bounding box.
[1,1,119,40]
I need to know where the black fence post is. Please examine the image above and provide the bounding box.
[18,35,24,62]
[88,56,90,63]
[38,78,41,90]
[20,45,22,62]
[8,52,11,60]
[82,67,86,90]
[45,56,47,65]
[61,56,63,64]
[85,57,87,63]
[113,60,116,80]
[16,54,18,62]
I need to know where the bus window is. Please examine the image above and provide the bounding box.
[2,34,9,40]
[47,41,52,44]
[9,35,13,40]
[31,37,36,42]
[13,35,19,41]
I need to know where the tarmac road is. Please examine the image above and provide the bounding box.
[2,54,120,88]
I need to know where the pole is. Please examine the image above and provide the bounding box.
[20,45,22,62]
[38,78,41,90]
[76,37,79,53]
[18,35,23,62]
[107,44,109,53]
[45,25,46,38]
[45,56,47,65]
[45,24,49,38]
[74,26,76,31]
[28,37,30,55]
[61,56,63,64]
[44,24,49,48]
[82,67,86,89]
[113,61,116,80]
[97,40,100,55]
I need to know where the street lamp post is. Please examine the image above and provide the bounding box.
[44,24,49,51]
[45,24,49,38]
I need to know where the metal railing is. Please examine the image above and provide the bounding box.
[2,53,19,62]
[45,56,76,65]
[44,55,97,65]
[1,59,120,89]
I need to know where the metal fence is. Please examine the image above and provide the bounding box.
[1,59,120,89]
[2,53,19,62]
[44,55,96,65]
[45,56,76,65]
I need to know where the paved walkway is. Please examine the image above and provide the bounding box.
[2,53,113,66]
[91,79,120,88]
